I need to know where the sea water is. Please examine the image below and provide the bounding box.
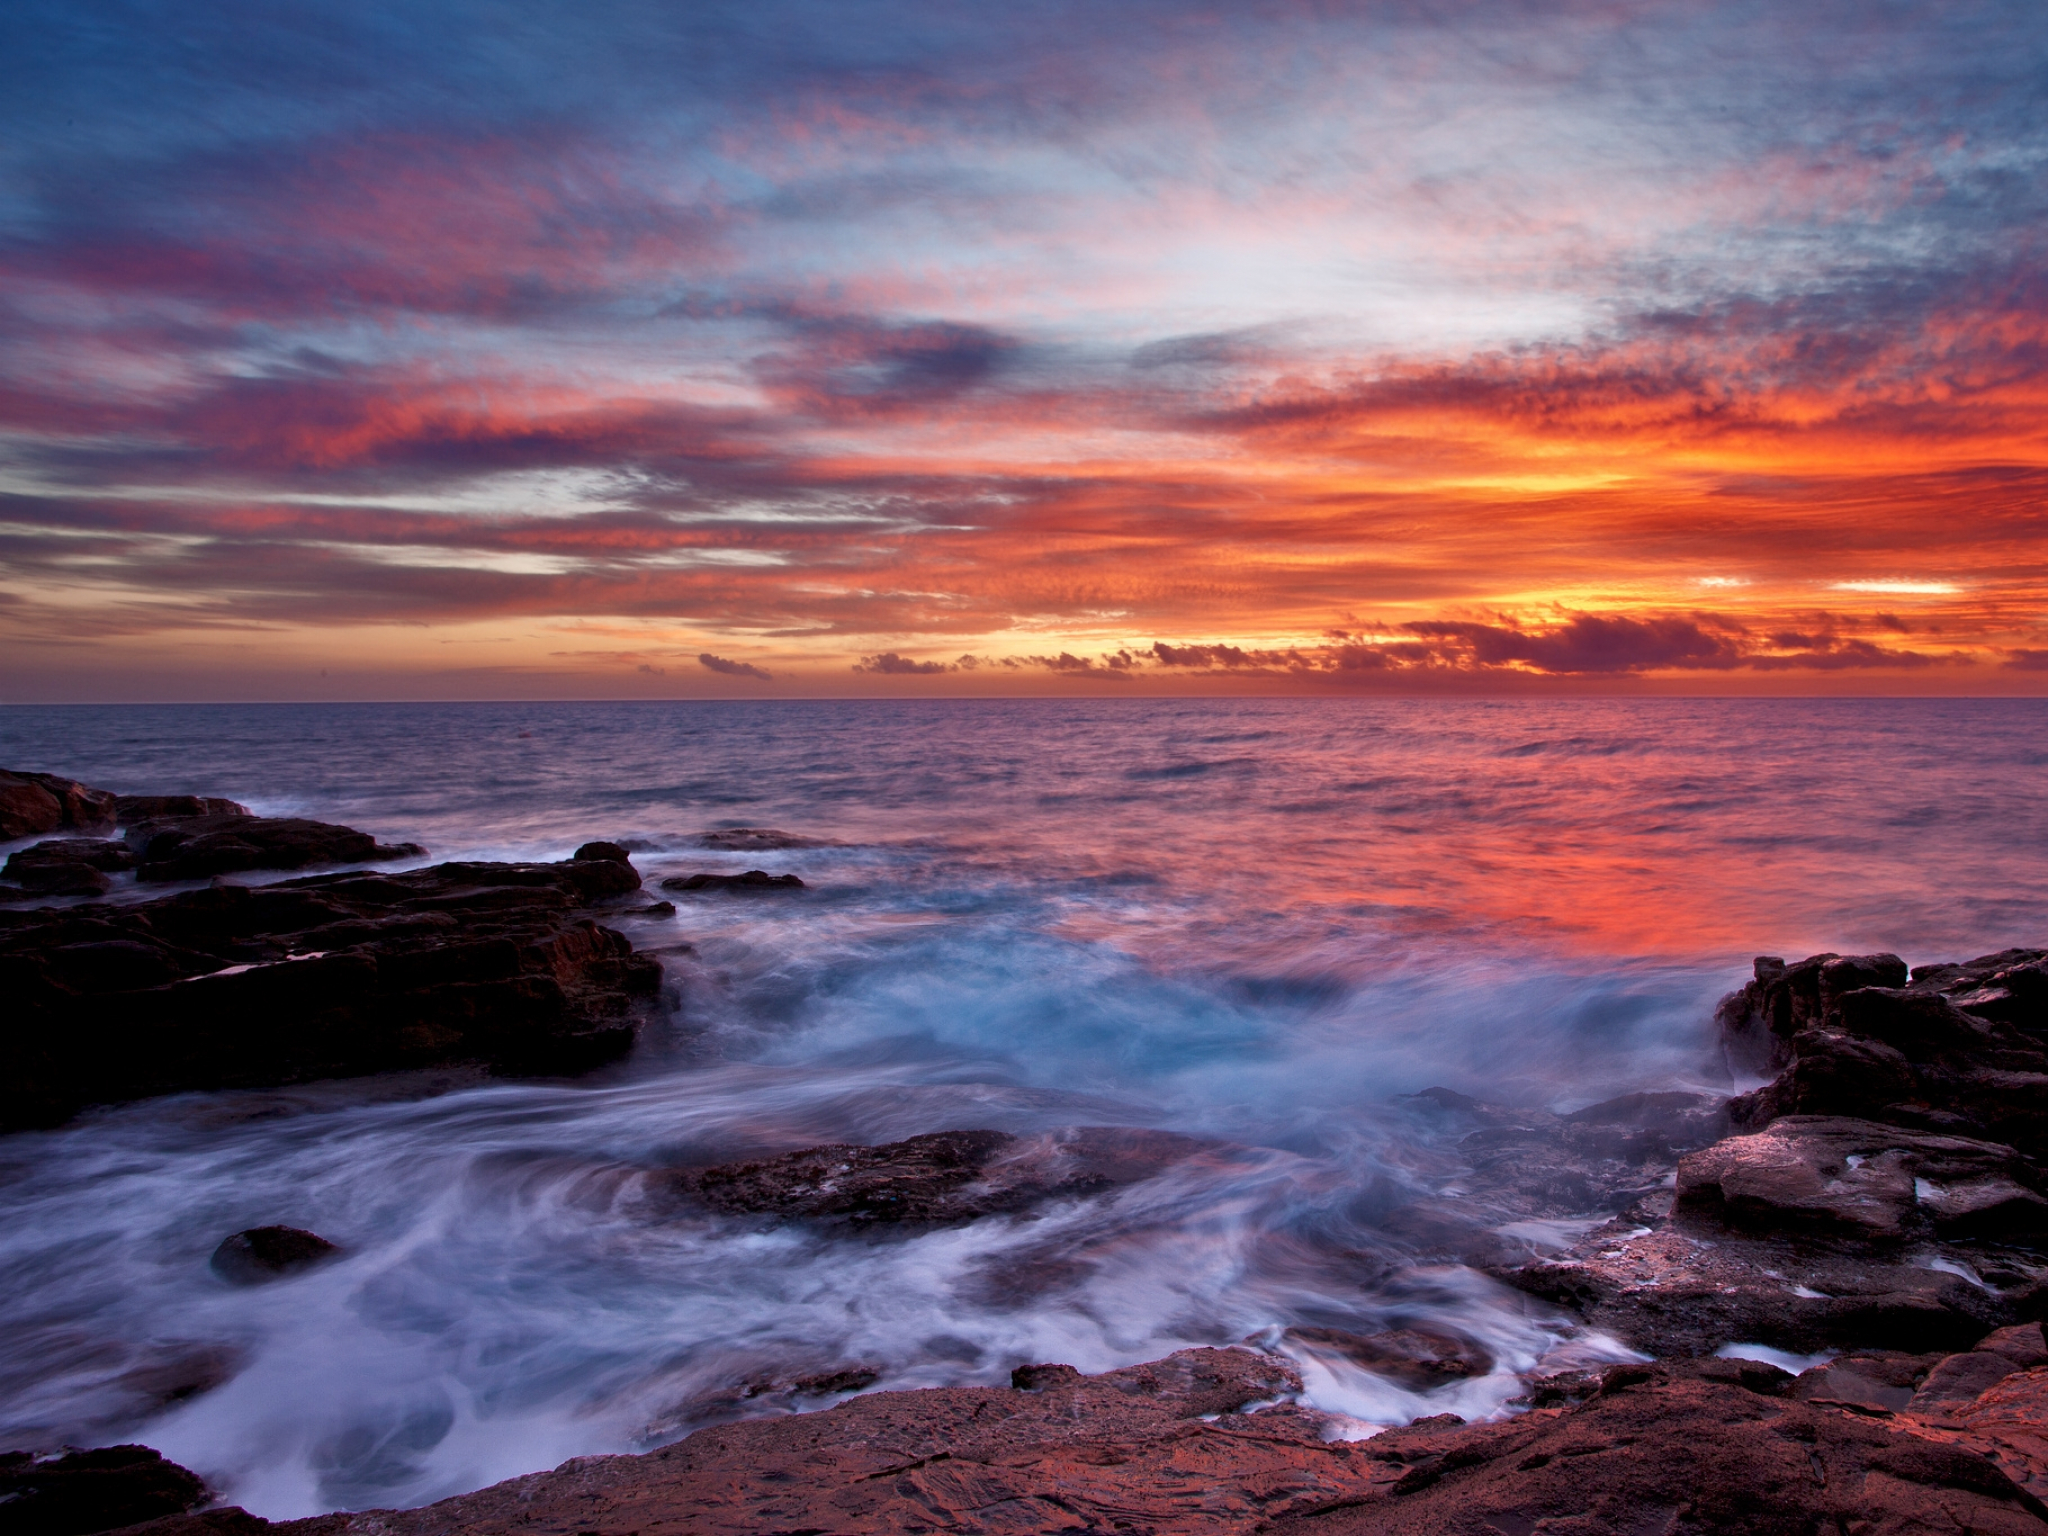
[2,697,2045,1516]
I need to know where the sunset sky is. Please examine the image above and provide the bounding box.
[3,0,2045,698]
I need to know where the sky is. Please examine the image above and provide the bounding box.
[2,0,2046,699]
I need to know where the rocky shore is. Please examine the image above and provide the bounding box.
[0,771,666,1131]
[5,772,2046,1534]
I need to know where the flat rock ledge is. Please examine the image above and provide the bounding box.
[1,845,663,1131]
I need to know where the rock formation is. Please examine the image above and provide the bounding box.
[1,848,664,1130]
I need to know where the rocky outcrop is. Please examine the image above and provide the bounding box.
[659,870,805,894]
[0,771,117,840]
[1676,1115,2048,1242]
[0,856,663,1130]
[209,1227,341,1285]
[124,814,424,884]
[665,1125,1209,1225]
[1720,948,2048,1158]
[0,1444,209,1536]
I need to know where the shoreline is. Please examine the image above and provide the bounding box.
[5,767,2048,1531]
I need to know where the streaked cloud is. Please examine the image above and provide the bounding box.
[1,0,2044,696]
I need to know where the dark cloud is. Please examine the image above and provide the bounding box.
[697,652,770,679]
[853,652,950,674]
[1404,616,1746,674]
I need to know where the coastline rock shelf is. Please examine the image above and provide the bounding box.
[0,768,666,1131]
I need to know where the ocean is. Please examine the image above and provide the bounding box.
[2,697,2045,1516]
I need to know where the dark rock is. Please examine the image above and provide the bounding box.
[659,869,805,894]
[209,1226,341,1285]
[666,1125,1207,1226]
[0,771,118,841]
[1281,1326,1494,1390]
[0,856,662,1131]
[1011,1362,1083,1390]
[1715,946,2048,1161]
[1494,1188,2014,1359]
[102,1511,272,1536]
[571,842,632,864]
[0,1445,208,1536]
[1675,1115,2048,1242]
[790,1367,880,1396]
[115,796,252,823]
[696,827,828,850]
[125,814,425,883]
[4,840,139,898]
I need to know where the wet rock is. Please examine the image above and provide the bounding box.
[1269,1359,2048,1536]
[0,856,663,1131]
[1794,1351,1943,1411]
[0,771,118,841]
[0,1445,208,1536]
[659,869,805,894]
[115,796,251,823]
[696,827,828,850]
[1720,946,2048,1159]
[1378,1087,1732,1267]
[666,1125,1208,1226]
[266,1351,2048,1536]
[209,1226,341,1285]
[1675,1115,2048,1242]
[571,841,632,864]
[1282,1325,1494,1390]
[4,840,138,898]
[1495,1192,2015,1358]
[125,814,425,883]
[271,1349,1371,1536]
[1011,1362,1083,1390]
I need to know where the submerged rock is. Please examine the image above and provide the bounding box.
[696,827,829,850]
[659,869,805,894]
[1,855,663,1130]
[1282,1325,1495,1390]
[666,1125,1208,1225]
[209,1226,341,1285]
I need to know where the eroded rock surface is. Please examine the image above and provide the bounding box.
[1,856,663,1130]
[665,1125,1210,1225]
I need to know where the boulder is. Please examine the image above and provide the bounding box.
[0,855,662,1130]
[209,1226,341,1285]
[0,771,117,840]
[667,1126,1208,1225]
[1675,1115,2048,1242]
[659,869,805,894]
[0,1445,208,1536]
[571,841,632,864]
[115,795,251,822]
[3,839,139,898]
[124,814,425,883]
